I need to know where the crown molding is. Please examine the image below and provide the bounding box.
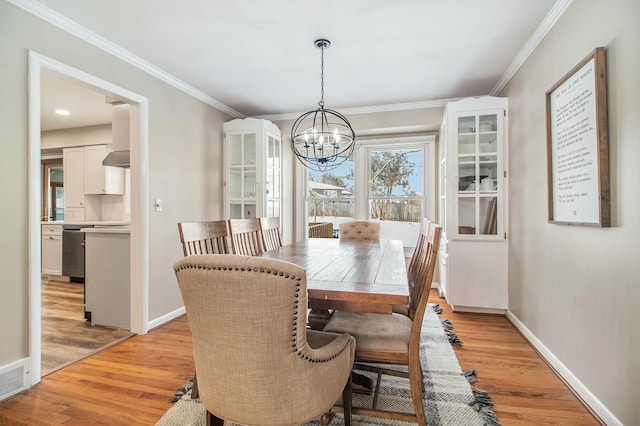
[491,0,573,95]
[259,97,462,122]
[9,0,244,119]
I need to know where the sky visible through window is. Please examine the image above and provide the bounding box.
[307,149,423,196]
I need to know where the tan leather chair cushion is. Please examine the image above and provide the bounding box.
[324,310,411,354]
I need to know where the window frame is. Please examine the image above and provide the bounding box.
[297,134,437,240]
[362,138,434,223]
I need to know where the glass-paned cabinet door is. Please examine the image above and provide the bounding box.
[266,134,281,217]
[224,118,282,220]
[456,112,500,237]
[228,132,257,218]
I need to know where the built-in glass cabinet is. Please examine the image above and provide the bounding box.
[224,118,281,219]
[456,113,500,236]
[439,97,508,313]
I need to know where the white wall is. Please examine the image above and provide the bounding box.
[502,0,639,424]
[0,1,231,371]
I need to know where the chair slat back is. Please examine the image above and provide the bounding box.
[406,220,441,320]
[259,217,283,252]
[178,221,232,256]
[229,218,265,256]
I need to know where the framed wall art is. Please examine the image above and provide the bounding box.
[546,47,610,227]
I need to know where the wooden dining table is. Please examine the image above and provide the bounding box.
[260,238,409,328]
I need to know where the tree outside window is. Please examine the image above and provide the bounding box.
[369,149,423,222]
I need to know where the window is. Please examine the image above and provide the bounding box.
[302,135,436,245]
[306,156,354,236]
[368,148,424,222]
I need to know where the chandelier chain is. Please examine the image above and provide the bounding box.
[319,43,325,108]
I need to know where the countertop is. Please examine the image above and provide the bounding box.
[82,225,130,234]
[41,221,130,226]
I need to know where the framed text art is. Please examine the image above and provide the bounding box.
[546,47,610,227]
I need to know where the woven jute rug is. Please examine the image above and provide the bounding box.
[157,305,501,426]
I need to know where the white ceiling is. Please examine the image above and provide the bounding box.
[41,73,113,131]
[34,0,563,130]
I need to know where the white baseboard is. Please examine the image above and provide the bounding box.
[506,310,622,426]
[0,358,30,401]
[147,306,186,331]
[452,305,506,315]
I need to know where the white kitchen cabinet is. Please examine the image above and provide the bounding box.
[439,97,508,313]
[63,147,85,209]
[41,224,62,275]
[223,118,282,219]
[64,208,85,221]
[84,145,125,194]
[63,145,125,222]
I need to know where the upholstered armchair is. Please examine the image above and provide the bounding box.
[339,221,380,241]
[174,254,355,425]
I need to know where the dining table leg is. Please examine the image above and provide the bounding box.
[308,308,333,330]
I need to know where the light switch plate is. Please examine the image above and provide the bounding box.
[154,199,163,212]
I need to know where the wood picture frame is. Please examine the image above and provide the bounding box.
[546,47,609,227]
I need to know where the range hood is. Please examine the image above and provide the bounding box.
[103,103,130,168]
[102,150,130,168]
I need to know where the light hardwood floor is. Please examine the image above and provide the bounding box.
[41,278,133,376]
[0,289,601,425]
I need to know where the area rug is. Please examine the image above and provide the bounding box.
[157,305,501,426]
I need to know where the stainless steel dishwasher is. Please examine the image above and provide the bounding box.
[62,225,90,281]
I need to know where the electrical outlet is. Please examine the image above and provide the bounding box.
[154,199,163,212]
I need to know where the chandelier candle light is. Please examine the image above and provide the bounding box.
[291,39,355,172]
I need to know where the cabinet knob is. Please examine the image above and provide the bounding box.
[49,236,55,240]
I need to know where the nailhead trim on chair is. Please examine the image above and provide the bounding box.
[174,262,349,364]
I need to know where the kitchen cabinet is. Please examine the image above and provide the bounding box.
[84,145,125,194]
[439,97,508,312]
[41,224,62,275]
[63,145,125,222]
[223,118,282,219]
[63,147,85,208]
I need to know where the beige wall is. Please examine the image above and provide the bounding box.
[502,0,639,423]
[0,1,230,367]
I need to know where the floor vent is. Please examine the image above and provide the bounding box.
[0,358,30,401]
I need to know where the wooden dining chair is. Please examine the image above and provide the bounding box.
[339,221,380,241]
[228,218,266,256]
[177,220,232,256]
[177,219,233,400]
[323,222,441,425]
[174,254,355,425]
[259,216,283,252]
[394,218,432,317]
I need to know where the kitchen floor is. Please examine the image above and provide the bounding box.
[41,277,133,376]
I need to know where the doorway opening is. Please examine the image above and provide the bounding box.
[28,51,150,385]
[42,160,63,221]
